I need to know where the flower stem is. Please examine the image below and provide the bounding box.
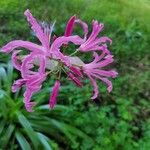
[69,49,79,56]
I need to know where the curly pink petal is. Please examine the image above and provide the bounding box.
[25,102,36,112]
[11,50,22,70]
[23,89,34,112]
[12,79,27,92]
[50,35,84,52]
[65,16,88,40]
[24,9,49,49]
[83,51,118,98]
[1,40,43,53]
[87,74,99,99]
[94,75,113,93]
[21,53,46,78]
[92,70,118,78]
[65,15,76,37]
[78,20,109,52]
[75,19,88,40]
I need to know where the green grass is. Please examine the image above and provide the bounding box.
[0,0,150,149]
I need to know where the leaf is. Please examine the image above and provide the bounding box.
[45,118,94,147]
[15,131,32,150]
[36,104,71,112]
[1,124,15,147]
[0,89,7,99]
[0,66,7,83]
[16,111,40,149]
[30,119,67,146]
[0,121,5,135]
[7,62,13,83]
[37,132,52,150]
[0,89,12,100]
[0,64,12,93]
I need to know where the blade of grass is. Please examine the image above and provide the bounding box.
[0,121,5,135]
[50,118,94,144]
[0,66,7,83]
[7,62,13,82]
[15,131,32,150]
[37,132,52,150]
[1,124,15,148]
[16,111,40,149]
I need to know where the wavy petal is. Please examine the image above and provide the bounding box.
[92,55,114,68]
[79,20,106,52]
[100,77,112,93]
[75,19,88,40]
[65,15,76,36]
[64,15,88,40]
[23,89,36,112]
[1,40,43,53]
[24,9,49,49]
[92,70,118,78]
[23,73,46,112]
[87,20,104,44]
[50,35,84,52]
[21,53,46,78]
[12,79,27,92]
[93,74,113,93]
[11,50,22,70]
[87,74,99,99]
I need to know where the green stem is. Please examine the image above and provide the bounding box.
[69,49,79,56]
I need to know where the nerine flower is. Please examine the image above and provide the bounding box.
[78,20,112,53]
[83,51,118,99]
[0,9,118,112]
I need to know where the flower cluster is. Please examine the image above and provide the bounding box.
[1,9,118,112]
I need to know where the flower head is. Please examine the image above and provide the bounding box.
[79,20,112,53]
[1,9,118,111]
[83,51,118,99]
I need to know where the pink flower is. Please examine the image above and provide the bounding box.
[79,20,112,53]
[12,53,47,112]
[83,51,118,99]
[0,10,79,111]
[12,72,46,112]
[49,80,60,109]
[23,73,46,112]
[1,9,118,111]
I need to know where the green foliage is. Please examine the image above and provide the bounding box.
[0,63,95,149]
[0,0,150,149]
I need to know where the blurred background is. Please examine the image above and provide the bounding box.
[0,0,149,149]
